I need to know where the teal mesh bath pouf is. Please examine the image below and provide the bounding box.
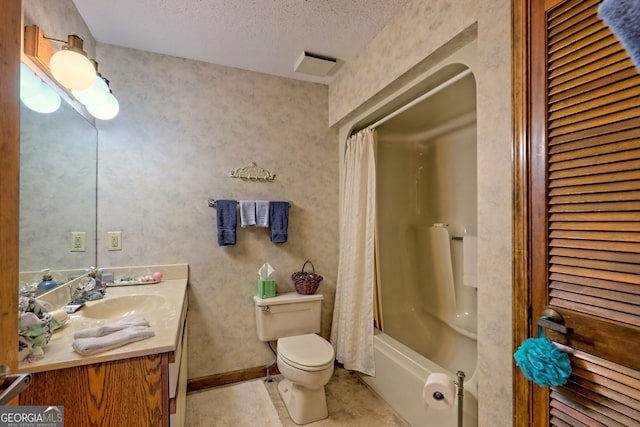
[514,323,572,387]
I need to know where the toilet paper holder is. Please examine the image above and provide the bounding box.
[454,371,465,427]
[431,371,466,427]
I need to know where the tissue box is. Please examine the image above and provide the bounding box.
[258,279,276,298]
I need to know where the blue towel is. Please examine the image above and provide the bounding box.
[216,200,237,246]
[599,0,640,71]
[269,201,290,243]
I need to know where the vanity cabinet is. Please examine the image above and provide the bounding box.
[19,311,188,427]
[17,266,189,426]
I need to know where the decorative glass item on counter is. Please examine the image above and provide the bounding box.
[87,267,101,286]
[69,275,107,304]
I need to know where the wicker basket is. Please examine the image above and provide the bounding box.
[291,260,323,295]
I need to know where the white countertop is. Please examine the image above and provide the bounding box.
[19,264,188,374]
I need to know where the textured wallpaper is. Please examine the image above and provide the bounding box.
[328,0,513,426]
[94,45,339,378]
[328,0,479,128]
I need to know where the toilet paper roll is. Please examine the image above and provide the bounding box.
[423,373,455,410]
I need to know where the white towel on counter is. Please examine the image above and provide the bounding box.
[239,200,256,227]
[72,325,155,356]
[73,315,149,339]
[256,200,269,228]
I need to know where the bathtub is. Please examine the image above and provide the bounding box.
[360,331,478,427]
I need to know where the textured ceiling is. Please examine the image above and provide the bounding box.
[71,0,407,85]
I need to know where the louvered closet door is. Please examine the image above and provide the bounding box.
[531,0,640,425]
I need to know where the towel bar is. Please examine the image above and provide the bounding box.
[208,199,291,208]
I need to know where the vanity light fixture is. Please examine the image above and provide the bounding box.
[85,84,119,120]
[74,70,119,120]
[71,66,119,120]
[19,63,61,114]
[48,34,96,91]
[23,25,119,120]
[71,67,110,107]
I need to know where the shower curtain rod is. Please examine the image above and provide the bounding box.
[367,68,473,131]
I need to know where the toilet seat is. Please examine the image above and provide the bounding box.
[278,333,334,372]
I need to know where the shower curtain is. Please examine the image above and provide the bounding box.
[331,128,377,376]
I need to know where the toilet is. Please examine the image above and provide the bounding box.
[254,292,334,425]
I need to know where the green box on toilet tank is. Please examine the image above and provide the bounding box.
[258,279,276,298]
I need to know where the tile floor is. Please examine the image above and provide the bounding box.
[187,367,410,426]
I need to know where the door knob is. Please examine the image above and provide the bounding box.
[0,365,31,405]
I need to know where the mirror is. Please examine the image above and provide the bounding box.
[19,77,98,285]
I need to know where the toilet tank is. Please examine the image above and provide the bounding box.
[254,292,324,341]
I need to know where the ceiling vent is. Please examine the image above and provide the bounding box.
[293,51,337,77]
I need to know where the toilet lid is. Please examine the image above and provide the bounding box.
[278,333,334,369]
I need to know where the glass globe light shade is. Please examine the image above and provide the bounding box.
[21,82,61,114]
[71,75,110,106]
[86,93,119,120]
[49,48,96,91]
[20,63,43,99]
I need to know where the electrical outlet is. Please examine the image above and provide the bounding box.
[107,231,122,251]
[70,231,86,252]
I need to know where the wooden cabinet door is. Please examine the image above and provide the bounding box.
[529,0,640,425]
[0,0,21,384]
[19,355,167,426]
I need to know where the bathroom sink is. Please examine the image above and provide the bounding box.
[80,295,167,319]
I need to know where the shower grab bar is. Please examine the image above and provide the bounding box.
[431,223,464,241]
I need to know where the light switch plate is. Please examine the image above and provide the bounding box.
[107,231,122,251]
[70,231,86,252]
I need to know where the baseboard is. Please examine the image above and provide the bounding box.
[187,364,280,393]
[187,360,345,393]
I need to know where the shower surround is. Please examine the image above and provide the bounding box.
[331,0,513,425]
